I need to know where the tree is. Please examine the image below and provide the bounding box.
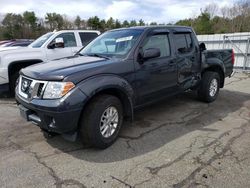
[122,20,129,27]
[106,17,115,29]
[63,15,73,29]
[176,19,192,26]
[129,20,137,27]
[194,12,213,34]
[138,19,145,26]
[45,13,64,30]
[2,13,24,39]
[204,3,219,18]
[114,19,121,28]
[74,15,81,29]
[23,11,37,38]
[99,19,106,31]
[150,22,157,25]
[23,11,37,28]
[87,16,100,30]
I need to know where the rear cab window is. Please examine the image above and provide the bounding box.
[174,33,193,54]
[79,32,98,46]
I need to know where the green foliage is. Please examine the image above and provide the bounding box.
[150,22,157,25]
[106,17,115,29]
[175,19,192,27]
[122,20,130,27]
[74,15,81,29]
[1,2,250,40]
[87,16,100,30]
[45,13,64,30]
[2,13,24,39]
[194,13,213,34]
[138,19,145,26]
[129,20,137,27]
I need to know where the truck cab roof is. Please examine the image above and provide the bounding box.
[112,25,193,33]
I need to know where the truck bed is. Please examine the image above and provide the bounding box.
[204,49,234,77]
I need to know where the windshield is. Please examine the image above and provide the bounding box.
[29,32,54,48]
[80,29,143,58]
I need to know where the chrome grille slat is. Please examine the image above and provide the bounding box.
[18,76,48,100]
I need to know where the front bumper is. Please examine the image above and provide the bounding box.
[16,88,88,134]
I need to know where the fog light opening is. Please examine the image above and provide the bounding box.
[48,118,56,128]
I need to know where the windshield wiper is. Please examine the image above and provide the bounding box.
[85,53,110,60]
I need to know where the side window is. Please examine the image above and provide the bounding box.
[174,33,193,54]
[143,34,170,57]
[79,32,98,46]
[54,32,76,47]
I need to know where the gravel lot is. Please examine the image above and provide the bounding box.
[0,72,250,188]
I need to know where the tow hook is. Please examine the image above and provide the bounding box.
[42,130,57,138]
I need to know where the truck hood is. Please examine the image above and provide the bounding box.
[0,46,20,52]
[21,55,115,82]
[0,46,43,56]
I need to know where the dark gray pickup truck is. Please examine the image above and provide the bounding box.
[16,26,234,149]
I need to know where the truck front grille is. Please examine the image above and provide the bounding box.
[18,76,48,100]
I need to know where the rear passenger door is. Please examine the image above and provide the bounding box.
[174,32,199,89]
[135,30,178,105]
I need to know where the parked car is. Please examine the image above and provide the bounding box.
[0,40,15,46]
[16,26,234,149]
[0,39,34,47]
[0,30,100,95]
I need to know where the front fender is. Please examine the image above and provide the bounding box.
[78,74,134,99]
[77,74,135,120]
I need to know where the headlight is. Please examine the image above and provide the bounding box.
[43,82,75,99]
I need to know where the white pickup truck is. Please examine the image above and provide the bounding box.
[0,30,100,95]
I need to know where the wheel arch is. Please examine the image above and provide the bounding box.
[202,59,225,88]
[78,75,135,124]
[8,59,43,80]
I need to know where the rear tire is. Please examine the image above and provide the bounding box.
[197,71,220,103]
[79,94,123,149]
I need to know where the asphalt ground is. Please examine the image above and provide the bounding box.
[0,72,250,188]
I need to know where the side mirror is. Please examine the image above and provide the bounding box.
[199,43,206,52]
[55,37,64,48]
[143,48,161,60]
[48,37,65,49]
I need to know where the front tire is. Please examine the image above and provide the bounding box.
[197,71,220,103]
[79,95,123,149]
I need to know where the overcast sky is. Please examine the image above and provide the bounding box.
[0,0,235,23]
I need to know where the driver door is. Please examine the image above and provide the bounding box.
[134,31,178,105]
[46,32,77,61]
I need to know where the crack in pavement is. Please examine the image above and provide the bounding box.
[119,104,212,143]
[146,151,191,175]
[172,123,249,188]
[120,121,185,140]
[111,175,133,188]
[5,135,87,188]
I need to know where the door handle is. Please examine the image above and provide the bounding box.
[191,56,195,61]
[169,61,175,66]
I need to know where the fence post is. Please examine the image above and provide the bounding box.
[244,38,250,71]
[222,35,226,49]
